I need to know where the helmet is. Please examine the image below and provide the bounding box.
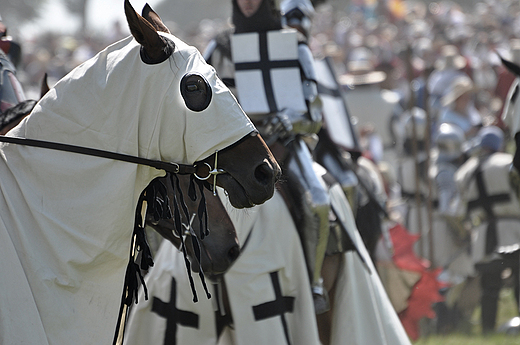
[280,0,315,37]
[404,107,427,141]
[476,126,504,152]
[434,123,465,161]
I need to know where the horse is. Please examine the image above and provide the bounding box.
[0,1,281,344]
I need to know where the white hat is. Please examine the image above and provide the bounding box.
[441,75,475,107]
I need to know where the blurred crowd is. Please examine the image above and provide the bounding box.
[306,0,520,140]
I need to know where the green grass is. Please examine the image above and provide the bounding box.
[413,334,520,345]
[413,289,520,345]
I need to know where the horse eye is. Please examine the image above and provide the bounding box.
[187,84,198,92]
[180,73,212,112]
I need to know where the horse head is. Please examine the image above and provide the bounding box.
[126,0,280,208]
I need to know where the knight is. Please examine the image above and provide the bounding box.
[280,0,315,40]
[427,123,473,332]
[450,125,520,333]
[204,0,331,313]
[430,123,467,216]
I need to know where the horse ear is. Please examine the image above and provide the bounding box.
[142,4,170,34]
[40,73,50,99]
[500,55,520,77]
[124,0,171,62]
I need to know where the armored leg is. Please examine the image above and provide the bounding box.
[477,260,503,333]
[283,138,331,313]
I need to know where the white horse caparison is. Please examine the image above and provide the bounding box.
[0,1,279,344]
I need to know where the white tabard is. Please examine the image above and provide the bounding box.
[231,29,307,115]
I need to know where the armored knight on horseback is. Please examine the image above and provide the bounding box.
[204,0,331,313]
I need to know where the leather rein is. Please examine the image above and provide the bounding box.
[0,135,225,182]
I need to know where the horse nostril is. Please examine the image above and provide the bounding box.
[227,244,240,263]
[254,162,275,186]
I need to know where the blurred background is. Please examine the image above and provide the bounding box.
[0,0,487,99]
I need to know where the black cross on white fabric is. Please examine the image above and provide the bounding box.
[467,165,511,254]
[234,32,300,113]
[252,271,295,345]
[151,277,199,345]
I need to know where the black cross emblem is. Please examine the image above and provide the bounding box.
[467,166,511,254]
[151,277,199,345]
[252,271,295,345]
[234,31,300,113]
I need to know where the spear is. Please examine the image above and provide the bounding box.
[404,43,424,258]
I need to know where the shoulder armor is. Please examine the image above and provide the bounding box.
[298,43,317,82]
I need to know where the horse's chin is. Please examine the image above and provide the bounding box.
[217,174,255,209]
[187,244,231,278]
[188,257,227,282]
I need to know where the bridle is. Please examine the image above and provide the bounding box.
[193,153,227,195]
